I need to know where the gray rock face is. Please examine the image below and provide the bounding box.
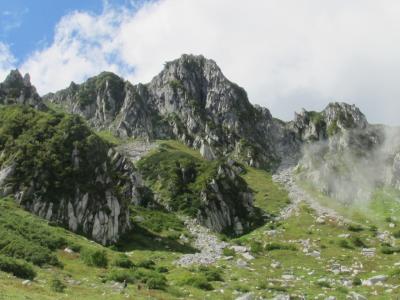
[45,55,285,169]
[44,72,126,129]
[197,162,256,235]
[6,147,143,245]
[0,70,45,110]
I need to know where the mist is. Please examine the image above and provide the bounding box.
[298,125,400,205]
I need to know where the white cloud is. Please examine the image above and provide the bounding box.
[17,0,400,124]
[0,42,16,80]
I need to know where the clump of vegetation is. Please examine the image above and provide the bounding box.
[381,245,400,255]
[81,249,108,268]
[169,79,184,93]
[198,265,223,282]
[0,255,36,279]
[347,224,364,232]
[112,254,133,269]
[351,236,367,248]
[338,239,353,249]
[352,277,362,286]
[179,274,213,291]
[50,277,66,293]
[249,240,263,254]
[106,268,167,290]
[222,247,236,256]
[155,266,169,273]
[393,230,400,238]
[315,280,331,288]
[265,242,297,251]
[136,259,155,269]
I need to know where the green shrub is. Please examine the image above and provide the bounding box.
[155,266,169,273]
[389,268,400,277]
[316,280,331,288]
[348,224,364,232]
[0,235,60,267]
[222,247,235,256]
[249,241,263,254]
[50,278,66,293]
[107,268,167,290]
[352,277,362,286]
[0,255,36,279]
[112,254,133,269]
[107,269,136,283]
[393,231,400,238]
[181,274,213,290]
[351,236,367,248]
[338,239,353,249]
[81,249,108,268]
[198,266,223,282]
[381,246,400,254]
[68,243,81,253]
[136,259,155,269]
[265,243,297,251]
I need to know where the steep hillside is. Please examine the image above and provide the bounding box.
[0,105,144,245]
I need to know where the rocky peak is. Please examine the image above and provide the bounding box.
[292,102,370,143]
[0,70,44,109]
[44,71,126,128]
[322,102,368,131]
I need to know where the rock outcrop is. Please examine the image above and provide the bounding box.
[45,55,286,169]
[0,102,144,245]
[197,161,258,235]
[0,70,45,110]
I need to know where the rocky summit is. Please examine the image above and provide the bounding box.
[1,55,400,299]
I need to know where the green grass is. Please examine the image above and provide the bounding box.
[241,166,290,216]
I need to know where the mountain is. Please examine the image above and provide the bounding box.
[2,55,400,299]
[44,54,298,170]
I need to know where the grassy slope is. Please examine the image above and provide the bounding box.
[2,140,400,299]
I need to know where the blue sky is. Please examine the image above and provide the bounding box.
[0,1,399,125]
[0,0,139,62]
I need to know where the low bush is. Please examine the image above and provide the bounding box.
[265,243,297,251]
[106,268,167,290]
[181,274,213,290]
[0,255,36,279]
[112,254,133,269]
[136,259,155,269]
[81,249,108,268]
[381,246,400,255]
[0,236,60,267]
[198,266,223,282]
[338,239,353,249]
[351,236,367,248]
[155,266,169,273]
[249,241,263,254]
[316,280,331,288]
[352,277,362,286]
[347,224,364,232]
[393,231,400,238]
[50,278,66,293]
[222,248,235,256]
